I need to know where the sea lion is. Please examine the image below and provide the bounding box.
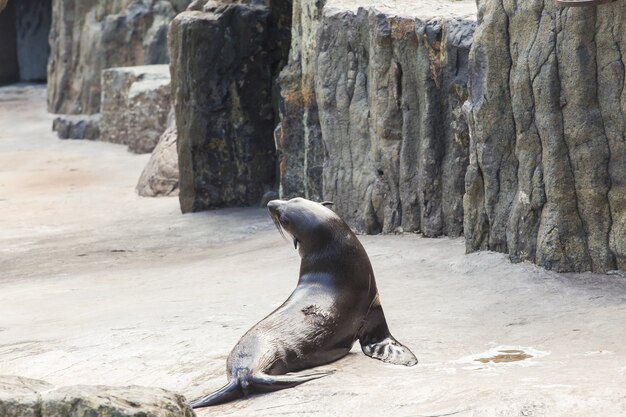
[190,197,417,408]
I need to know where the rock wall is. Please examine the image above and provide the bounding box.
[170,0,291,212]
[279,0,476,235]
[464,0,626,272]
[47,0,191,115]
[0,1,18,85]
[16,0,52,82]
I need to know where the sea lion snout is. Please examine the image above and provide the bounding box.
[267,199,282,214]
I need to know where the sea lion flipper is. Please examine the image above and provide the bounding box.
[250,369,335,392]
[189,379,241,409]
[358,300,418,366]
[361,336,418,366]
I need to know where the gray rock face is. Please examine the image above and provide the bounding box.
[16,0,51,82]
[279,0,476,235]
[52,114,101,140]
[47,0,191,115]
[137,111,179,197]
[170,0,291,212]
[464,0,626,272]
[0,375,193,417]
[100,65,171,154]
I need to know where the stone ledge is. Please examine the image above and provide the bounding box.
[0,375,194,417]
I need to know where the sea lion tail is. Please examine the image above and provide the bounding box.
[249,369,335,393]
[189,379,241,408]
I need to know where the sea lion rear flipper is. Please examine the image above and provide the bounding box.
[358,299,418,366]
[250,369,335,393]
[189,379,241,409]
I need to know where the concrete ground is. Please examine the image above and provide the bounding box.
[1,85,626,417]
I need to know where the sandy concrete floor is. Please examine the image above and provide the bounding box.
[1,85,626,417]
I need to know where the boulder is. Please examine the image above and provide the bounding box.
[52,114,101,140]
[47,0,191,114]
[127,75,172,153]
[170,0,291,212]
[100,65,171,153]
[0,376,52,417]
[0,375,193,417]
[464,0,626,272]
[137,111,179,197]
[279,0,476,235]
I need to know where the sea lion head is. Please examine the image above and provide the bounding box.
[267,198,339,251]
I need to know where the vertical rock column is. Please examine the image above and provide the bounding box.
[170,1,290,211]
[279,1,476,235]
[465,0,626,272]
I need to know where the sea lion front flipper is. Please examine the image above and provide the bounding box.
[361,336,418,366]
[250,369,335,393]
[358,299,418,366]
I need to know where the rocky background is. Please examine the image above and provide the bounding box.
[1,0,624,273]
[465,0,626,272]
[47,0,190,114]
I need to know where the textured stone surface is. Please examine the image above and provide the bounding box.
[137,111,179,196]
[16,0,51,82]
[0,376,53,417]
[275,0,325,202]
[52,114,101,140]
[128,75,171,153]
[101,65,171,153]
[464,0,626,272]
[279,0,475,235]
[47,0,190,115]
[170,0,291,212]
[0,375,193,417]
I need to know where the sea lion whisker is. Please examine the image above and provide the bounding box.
[271,214,287,241]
